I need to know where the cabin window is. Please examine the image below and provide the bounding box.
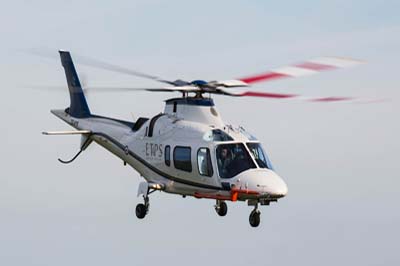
[197,148,213,177]
[173,146,192,172]
[165,145,171,166]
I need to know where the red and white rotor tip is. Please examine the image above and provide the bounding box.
[220,90,384,104]
[238,57,364,84]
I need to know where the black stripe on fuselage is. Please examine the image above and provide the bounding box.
[91,132,227,191]
[147,113,164,137]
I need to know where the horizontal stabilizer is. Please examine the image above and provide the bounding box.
[42,130,92,135]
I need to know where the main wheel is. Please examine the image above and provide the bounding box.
[249,210,261,227]
[135,203,147,219]
[216,201,228,216]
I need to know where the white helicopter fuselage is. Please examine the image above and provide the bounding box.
[45,50,364,226]
[51,97,288,204]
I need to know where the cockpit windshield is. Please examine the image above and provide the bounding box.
[216,143,256,179]
[246,143,274,169]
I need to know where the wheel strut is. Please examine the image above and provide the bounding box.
[135,188,150,219]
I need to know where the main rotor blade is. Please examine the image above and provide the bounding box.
[218,89,382,103]
[27,85,201,93]
[237,57,364,85]
[69,54,176,85]
[27,48,180,86]
[83,86,201,93]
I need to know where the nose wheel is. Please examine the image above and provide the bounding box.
[215,200,228,216]
[249,210,261,227]
[249,204,261,227]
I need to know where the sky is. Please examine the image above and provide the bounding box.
[0,0,399,265]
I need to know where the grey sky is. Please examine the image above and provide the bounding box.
[1,1,399,265]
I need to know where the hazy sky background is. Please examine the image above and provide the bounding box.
[1,1,399,265]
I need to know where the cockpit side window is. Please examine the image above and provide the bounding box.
[197,148,213,177]
[246,143,273,169]
[216,143,256,179]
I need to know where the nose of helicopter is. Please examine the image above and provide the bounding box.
[234,169,288,198]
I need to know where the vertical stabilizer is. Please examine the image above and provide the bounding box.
[59,50,91,118]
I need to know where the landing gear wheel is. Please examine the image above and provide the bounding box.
[216,201,228,217]
[135,203,147,219]
[249,210,261,227]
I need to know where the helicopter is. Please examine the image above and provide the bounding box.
[43,50,363,227]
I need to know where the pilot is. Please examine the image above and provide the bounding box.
[218,147,232,178]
